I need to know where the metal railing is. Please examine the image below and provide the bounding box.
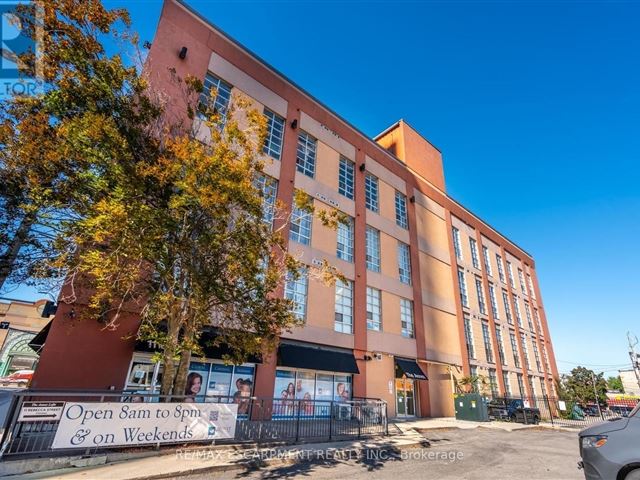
[0,390,388,459]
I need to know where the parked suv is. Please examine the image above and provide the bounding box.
[579,401,640,479]
[487,398,541,424]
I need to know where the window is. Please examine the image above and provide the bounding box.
[502,372,512,396]
[365,226,381,272]
[263,109,285,160]
[366,287,382,331]
[524,302,534,331]
[199,73,232,122]
[483,246,493,276]
[285,268,308,320]
[517,373,525,397]
[489,283,499,319]
[464,316,475,359]
[336,217,354,262]
[518,268,527,295]
[469,238,480,269]
[510,331,520,368]
[496,254,506,283]
[452,227,463,260]
[289,194,312,245]
[542,344,551,372]
[475,277,487,315]
[520,333,530,369]
[334,279,353,334]
[540,378,547,398]
[296,131,316,178]
[507,261,515,288]
[338,157,355,200]
[529,375,537,397]
[496,328,506,364]
[458,268,468,307]
[400,299,414,338]
[532,340,542,371]
[527,274,537,299]
[489,369,499,396]
[365,173,379,213]
[254,173,278,226]
[534,308,543,335]
[482,322,494,363]
[503,290,513,324]
[398,242,412,284]
[513,297,522,327]
[395,191,409,229]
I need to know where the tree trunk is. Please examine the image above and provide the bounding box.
[0,211,35,291]
[159,310,182,399]
[173,349,192,399]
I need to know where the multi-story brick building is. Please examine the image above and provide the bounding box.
[30,0,559,418]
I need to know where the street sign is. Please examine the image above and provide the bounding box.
[18,401,65,422]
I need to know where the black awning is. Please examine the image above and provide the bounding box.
[278,343,360,374]
[395,358,428,380]
[28,320,53,353]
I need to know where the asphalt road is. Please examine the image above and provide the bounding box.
[182,427,583,480]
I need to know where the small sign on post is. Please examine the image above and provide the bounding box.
[18,402,65,422]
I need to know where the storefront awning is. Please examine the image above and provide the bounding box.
[28,320,52,353]
[278,343,360,374]
[395,358,428,380]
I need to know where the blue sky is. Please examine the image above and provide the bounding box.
[7,1,640,376]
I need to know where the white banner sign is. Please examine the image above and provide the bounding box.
[52,402,237,449]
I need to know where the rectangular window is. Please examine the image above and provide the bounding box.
[542,345,551,372]
[532,340,542,371]
[469,238,480,269]
[397,242,412,284]
[502,372,512,396]
[529,375,537,397]
[520,333,530,369]
[489,283,499,319]
[464,316,475,359]
[263,109,285,160]
[365,173,379,213]
[452,227,463,260]
[365,226,381,272]
[482,246,493,276]
[534,308,543,335]
[517,373,525,397]
[199,73,232,122]
[503,290,513,324]
[254,173,278,227]
[496,254,506,283]
[496,328,506,365]
[513,297,523,327]
[458,268,468,307]
[284,268,308,320]
[527,274,536,299]
[289,194,312,245]
[296,131,316,178]
[400,299,414,338]
[489,369,499,396]
[475,277,487,315]
[334,279,353,334]
[507,261,515,288]
[366,287,382,331]
[540,378,547,398]
[395,191,409,229]
[338,157,355,200]
[482,322,494,363]
[518,268,527,295]
[336,217,354,262]
[524,302,534,331]
[510,331,521,368]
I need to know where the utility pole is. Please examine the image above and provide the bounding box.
[627,332,640,392]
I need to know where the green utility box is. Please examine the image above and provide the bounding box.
[453,393,489,422]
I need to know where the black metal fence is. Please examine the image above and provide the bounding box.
[0,390,388,459]
[485,395,639,428]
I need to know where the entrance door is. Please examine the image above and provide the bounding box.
[395,377,416,417]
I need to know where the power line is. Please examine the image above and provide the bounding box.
[557,360,631,367]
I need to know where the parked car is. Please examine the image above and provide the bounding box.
[578,401,640,479]
[609,405,635,418]
[487,398,541,424]
[582,405,602,417]
[0,369,33,387]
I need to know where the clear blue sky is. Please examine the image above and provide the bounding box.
[7,0,640,376]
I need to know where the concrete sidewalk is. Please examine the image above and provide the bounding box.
[7,417,568,479]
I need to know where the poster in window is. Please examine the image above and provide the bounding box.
[274,369,296,417]
[207,363,233,397]
[315,373,333,417]
[185,362,210,403]
[296,371,315,416]
[231,365,255,417]
[334,375,352,402]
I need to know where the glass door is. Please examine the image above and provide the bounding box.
[395,377,416,417]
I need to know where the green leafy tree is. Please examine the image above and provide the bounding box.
[607,376,624,392]
[560,367,608,404]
